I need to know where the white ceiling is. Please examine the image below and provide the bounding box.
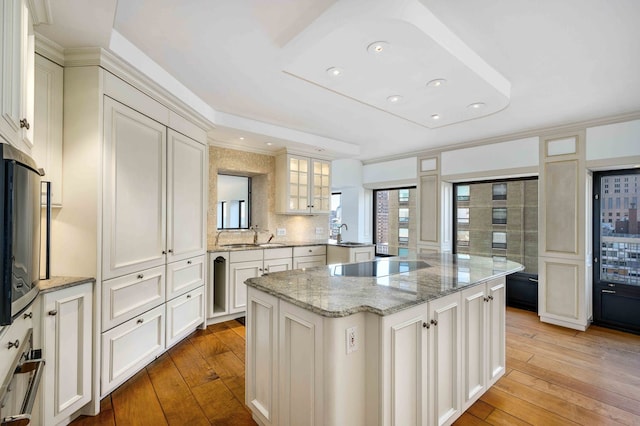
[36,0,640,161]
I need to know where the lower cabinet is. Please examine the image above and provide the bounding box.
[41,282,93,425]
[101,304,165,395]
[230,259,263,314]
[166,286,205,348]
[326,245,375,264]
[293,245,326,269]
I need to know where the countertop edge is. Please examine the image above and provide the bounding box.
[38,276,95,294]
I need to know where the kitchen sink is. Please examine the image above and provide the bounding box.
[258,243,287,248]
[338,241,369,246]
[219,243,258,249]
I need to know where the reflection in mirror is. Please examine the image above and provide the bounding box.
[217,174,251,229]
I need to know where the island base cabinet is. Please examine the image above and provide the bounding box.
[41,282,93,426]
[101,304,165,396]
[166,286,204,348]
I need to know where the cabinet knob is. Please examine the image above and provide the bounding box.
[422,322,430,329]
[7,339,19,350]
[137,274,144,279]
[186,294,191,299]
[488,295,494,301]
[430,319,438,326]
[162,250,166,255]
[187,260,192,265]
[308,249,312,253]
[483,297,489,302]
[48,310,57,316]
[23,312,33,319]
[137,318,144,324]
[168,249,173,253]
[19,118,30,130]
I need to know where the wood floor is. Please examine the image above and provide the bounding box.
[71,308,640,426]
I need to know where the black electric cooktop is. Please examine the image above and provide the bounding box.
[332,259,430,278]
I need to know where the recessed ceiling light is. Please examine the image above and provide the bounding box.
[367,41,390,55]
[265,142,273,146]
[431,114,441,120]
[326,67,343,77]
[426,79,447,88]
[467,102,486,110]
[239,137,245,140]
[315,148,325,152]
[387,95,403,104]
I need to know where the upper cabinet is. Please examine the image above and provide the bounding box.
[0,0,34,152]
[275,152,331,214]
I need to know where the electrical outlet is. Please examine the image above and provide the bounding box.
[346,326,358,354]
[315,227,324,235]
[276,228,286,236]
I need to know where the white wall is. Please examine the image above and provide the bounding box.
[586,119,640,161]
[362,157,417,188]
[332,159,371,242]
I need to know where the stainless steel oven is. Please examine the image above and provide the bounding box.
[0,143,44,326]
[0,328,45,425]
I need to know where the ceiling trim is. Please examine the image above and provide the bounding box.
[35,33,64,66]
[362,110,640,165]
[27,0,52,25]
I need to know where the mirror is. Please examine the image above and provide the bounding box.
[217,174,251,229]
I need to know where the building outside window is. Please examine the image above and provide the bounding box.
[329,192,342,241]
[492,183,508,200]
[492,231,507,249]
[374,187,417,256]
[492,207,507,224]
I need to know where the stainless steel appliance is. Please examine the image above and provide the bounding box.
[0,144,44,326]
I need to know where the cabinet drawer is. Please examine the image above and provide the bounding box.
[293,245,326,257]
[101,304,165,396]
[167,255,205,300]
[166,286,204,348]
[102,266,165,331]
[0,307,34,382]
[230,249,263,263]
[263,247,293,260]
[294,255,326,269]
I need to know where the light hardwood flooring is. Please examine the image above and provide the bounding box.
[72,308,640,426]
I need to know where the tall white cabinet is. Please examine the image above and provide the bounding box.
[57,62,209,405]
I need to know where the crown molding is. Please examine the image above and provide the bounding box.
[63,47,215,132]
[362,110,640,165]
[208,139,276,157]
[27,0,52,26]
[34,33,64,66]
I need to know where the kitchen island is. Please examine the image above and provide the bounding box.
[244,253,523,426]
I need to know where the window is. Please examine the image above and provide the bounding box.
[374,187,416,256]
[492,232,507,249]
[217,174,251,229]
[492,208,507,224]
[457,185,470,201]
[457,230,470,246]
[457,208,469,224]
[329,192,342,241]
[492,183,507,200]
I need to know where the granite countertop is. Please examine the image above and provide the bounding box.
[38,276,95,293]
[245,253,524,318]
[208,241,356,252]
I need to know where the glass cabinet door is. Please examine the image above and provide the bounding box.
[311,159,330,213]
[289,156,308,212]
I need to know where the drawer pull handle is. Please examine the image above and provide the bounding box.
[187,260,192,265]
[483,297,489,302]
[488,295,494,301]
[7,339,19,349]
[168,249,173,253]
[137,318,144,324]
[602,289,616,294]
[23,312,33,319]
[430,319,438,326]
[20,118,30,130]
[48,310,57,316]
[422,322,430,329]
[137,274,144,279]
[187,294,191,299]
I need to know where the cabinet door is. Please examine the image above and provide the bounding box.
[293,255,326,269]
[32,54,63,206]
[230,260,262,313]
[461,285,487,410]
[166,255,205,300]
[263,257,292,274]
[352,247,374,263]
[380,305,429,426]
[246,287,279,426]
[103,97,167,279]
[101,304,165,396]
[487,278,506,386]
[0,0,34,151]
[167,129,206,262]
[166,286,204,348]
[428,292,461,426]
[286,155,310,213]
[310,159,330,214]
[42,282,92,425]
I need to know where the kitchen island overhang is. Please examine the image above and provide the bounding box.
[244,253,523,426]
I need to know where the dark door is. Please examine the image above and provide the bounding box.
[593,169,640,334]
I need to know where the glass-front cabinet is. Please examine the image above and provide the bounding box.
[276,152,330,214]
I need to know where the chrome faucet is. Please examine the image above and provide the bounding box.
[215,230,224,246]
[337,223,348,243]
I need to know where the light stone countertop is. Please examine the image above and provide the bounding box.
[38,276,95,293]
[245,253,524,318]
[208,241,373,252]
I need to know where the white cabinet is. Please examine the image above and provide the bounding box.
[166,286,204,348]
[326,245,375,264]
[32,54,63,206]
[102,98,167,280]
[461,278,506,411]
[0,0,34,152]
[41,282,93,426]
[167,129,206,262]
[101,304,165,395]
[293,245,326,269]
[208,251,230,318]
[263,247,293,274]
[275,153,331,214]
[230,259,263,314]
[380,291,460,426]
[102,100,206,280]
[166,255,205,300]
